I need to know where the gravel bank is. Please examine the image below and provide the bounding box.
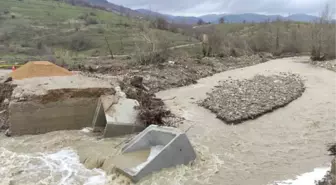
[156,56,335,185]
[200,73,305,124]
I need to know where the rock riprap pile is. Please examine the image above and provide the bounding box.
[200,73,305,124]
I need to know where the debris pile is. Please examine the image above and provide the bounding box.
[120,76,172,127]
[72,55,266,93]
[200,73,305,124]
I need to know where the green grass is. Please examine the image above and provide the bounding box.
[0,0,198,62]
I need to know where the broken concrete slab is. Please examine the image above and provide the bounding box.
[92,95,145,137]
[11,75,115,100]
[8,74,116,136]
[9,98,98,135]
[114,125,196,182]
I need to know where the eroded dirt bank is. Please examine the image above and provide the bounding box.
[156,56,336,185]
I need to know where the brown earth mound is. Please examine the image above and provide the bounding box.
[200,73,305,124]
[10,61,73,80]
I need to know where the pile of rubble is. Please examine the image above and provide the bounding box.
[200,73,305,124]
[120,76,173,127]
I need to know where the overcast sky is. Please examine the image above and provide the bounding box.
[107,0,336,16]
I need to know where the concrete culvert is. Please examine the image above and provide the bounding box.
[113,125,196,182]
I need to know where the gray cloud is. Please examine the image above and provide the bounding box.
[107,0,336,16]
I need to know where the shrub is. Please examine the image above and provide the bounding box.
[20,42,30,47]
[137,50,170,65]
[85,17,98,25]
[248,30,272,52]
[36,41,43,50]
[89,12,96,16]
[69,34,93,51]
[78,13,87,20]
[154,17,169,30]
[204,27,223,57]
[0,32,10,42]
[97,27,104,33]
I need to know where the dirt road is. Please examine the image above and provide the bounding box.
[156,56,336,185]
[83,42,202,59]
[0,57,334,185]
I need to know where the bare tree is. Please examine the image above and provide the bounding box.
[311,3,335,61]
[134,23,170,65]
[201,26,223,57]
[219,17,225,24]
[104,34,114,59]
[197,19,205,25]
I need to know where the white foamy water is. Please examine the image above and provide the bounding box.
[0,147,107,185]
[270,167,329,185]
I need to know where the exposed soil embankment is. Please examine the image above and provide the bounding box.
[0,82,15,130]
[75,55,268,93]
[200,73,305,124]
[37,88,115,104]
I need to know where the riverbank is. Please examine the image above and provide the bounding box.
[156,56,335,185]
[0,57,334,185]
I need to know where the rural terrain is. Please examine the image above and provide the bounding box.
[0,0,335,185]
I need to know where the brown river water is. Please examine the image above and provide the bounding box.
[0,57,335,185]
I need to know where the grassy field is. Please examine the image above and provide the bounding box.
[194,20,335,58]
[0,0,198,63]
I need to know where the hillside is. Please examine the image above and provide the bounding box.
[135,9,321,24]
[0,0,197,63]
[66,0,143,17]
[65,0,321,25]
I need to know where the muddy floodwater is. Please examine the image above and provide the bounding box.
[0,57,335,185]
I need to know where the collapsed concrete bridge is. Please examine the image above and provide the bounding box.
[1,61,144,136]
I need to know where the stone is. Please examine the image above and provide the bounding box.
[5,129,11,137]
[115,86,127,99]
[3,98,9,105]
